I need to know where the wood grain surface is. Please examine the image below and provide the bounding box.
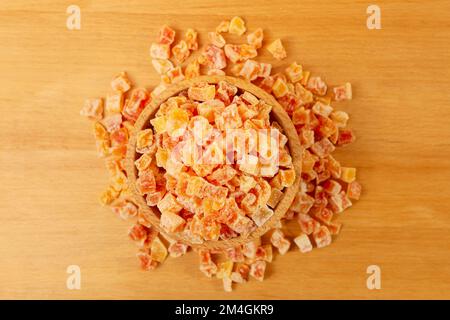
[0,0,449,299]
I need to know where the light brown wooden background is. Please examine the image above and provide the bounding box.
[1,0,449,299]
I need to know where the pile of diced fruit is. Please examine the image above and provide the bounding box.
[80,16,361,292]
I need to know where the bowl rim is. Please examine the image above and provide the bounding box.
[125,75,302,250]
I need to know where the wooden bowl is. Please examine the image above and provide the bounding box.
[125,75,302,250]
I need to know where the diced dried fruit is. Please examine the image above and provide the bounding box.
[294,233,313,253]
[333,83,352,101]
[247,28,264,49]
[185,28,198,50]
[347,180,362,200]
[285,62,303,83]
[267,39,287,60]
[249,260,266,281]
[150,42,170,60]
[111,72,131,93]
[158,25,176,45]
[229,16,246,36]
[81,98,103,120]
[340,167,356,183]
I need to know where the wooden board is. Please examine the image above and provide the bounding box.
[0,0,449,299]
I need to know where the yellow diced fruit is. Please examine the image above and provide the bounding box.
[272,78,289,98]
[166,108,189,138]
[267,39,287,60]
[160,211,186,233]
[93,121,109,141]
[247,28,264,49]
[184,60,200,80]
[155,148,168,168]
[216,20,230,33]
[150,237,168,263]
[111,71,131,93]
[229,16,246,36]
[340,167,356,183]
[188,85,216,102]
[150,116,167,134]
[105,93,123,114]
[330,111,349,128]
[300,71,310,86]
[285,62,303,83]
[267,188,283,208]
[151,59,174,75]
[134,153,152,172]
[280,168,296,187]
[216,260,234,279]
[99,186,120,206]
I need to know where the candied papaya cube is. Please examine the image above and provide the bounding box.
[158,25,175,45]
[285,62,303,83]
[295,82,314,105]
[337,129,356,146]
[267,188,283,208]
[166,107,189,138]
[270,228,285,247]
[136,129,155,154]
[136,250,158,271]
[99,185,120,206]
[135,153,152,172]
[311,138,335,158]
[223,277,233,292]
[250,205,274,227]
[249,260,266,281]
[278,238,291,255]
[294,233,313,253]
[184,59,200,80]
[150,42,170,60]
[80,98,103,120]
[313,207,333,224]
[168,241,189,258]
[267,39,287,60]
[322,179,342,194]
[157,193,182,213]
[347,180,362,200]
[150,115,167,134]
[312,225,332,248]
[279,168,296,187]
[152,59,174,75]
[229,16,246,36]
[172,40,190,64]
[340,167,356,183]
[111,71,131,93]
[297,213,320,235]
[272,77,289,98]
[234,263,250,282]
[105,93,123,115]
[216,260,234,279]
[333,82,352,101]
[188,84,216,101]
[247,28,264,49]
[307,76,327,96]
[185,28,198,50]
[238,155,259,176]
[208,32,226,48]
[150,236,168,263]
[312,102,333,117]
[136,170,156,195]
[160,211,186,233]
[128,223,148,244]
[329,191,353,213]
[216,20,230,33]
[239,59,260,81]
[242,239,261,259]
[155,148,168,168]
[330,110,349,128]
